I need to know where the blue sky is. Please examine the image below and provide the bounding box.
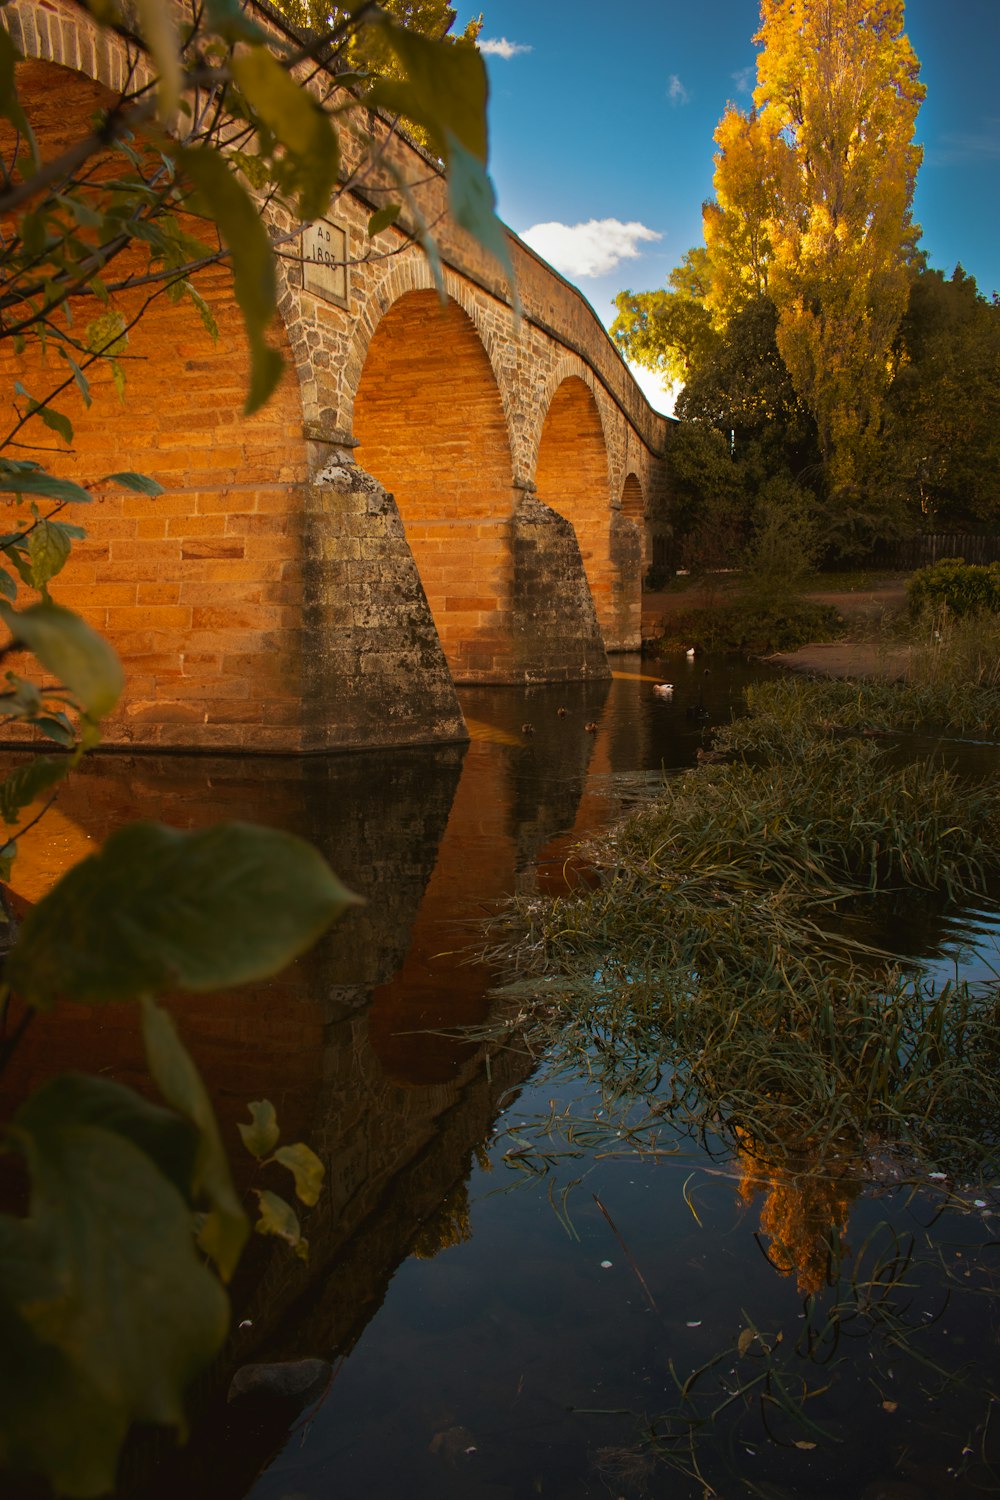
[453,0,1000,412]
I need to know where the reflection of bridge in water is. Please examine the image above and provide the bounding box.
[0,672,650,1497]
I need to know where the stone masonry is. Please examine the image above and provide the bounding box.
[0,0,673,752]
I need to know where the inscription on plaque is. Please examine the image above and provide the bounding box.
[302,219,349,306]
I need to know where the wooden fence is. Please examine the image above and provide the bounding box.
[865,535,1000,570]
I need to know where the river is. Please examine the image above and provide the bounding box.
[3,652,999,1499]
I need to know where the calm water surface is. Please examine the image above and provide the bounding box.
[6,652,1000,1499]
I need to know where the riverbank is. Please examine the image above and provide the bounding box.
[764,638,913,679]
[643,573,911,679]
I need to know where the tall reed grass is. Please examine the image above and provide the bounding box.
[487,677,1000,1178]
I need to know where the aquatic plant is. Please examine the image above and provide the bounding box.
[483,674,1000,1494]
[486,676,1000,1176]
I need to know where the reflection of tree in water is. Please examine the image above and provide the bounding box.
[410,1179,473,1259]
[737,1135,864,1296]
[410,1146,492,1259]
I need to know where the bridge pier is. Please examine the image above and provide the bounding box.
[511,494,610,682]
[301,456,468,751]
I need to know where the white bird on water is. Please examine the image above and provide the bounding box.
[685,647,696,660]
[653,683,674,697]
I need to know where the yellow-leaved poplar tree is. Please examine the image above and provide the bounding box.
[750,0,924,501]
[703,106,779,326]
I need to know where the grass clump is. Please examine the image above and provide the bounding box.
[488,676,1000,1178]
[727,659,1000,740]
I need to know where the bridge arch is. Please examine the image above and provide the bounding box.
[621,471,648,574]
[342,263,515,443]
[350,288,517,681]
[533,373,617,635]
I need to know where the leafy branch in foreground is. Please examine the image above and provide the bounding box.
[0,1,513,1494]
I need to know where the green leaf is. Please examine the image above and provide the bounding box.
[57,194,103,232]
[33,715,77,748]
[141,997,248,1281]
[364,35,515,309]
[0,1287,129,1500]
[101,470,165,497]
[178,146,283,414]
[5,1100,228,1436]
[273,1141,324,1207]
[27,519,73,591]
[204,0,266,42]
[0,567,16,601]
[133,0,181,117]
[445,137,518,313]
[85,310,128,358]
[0,27,36,161]
[238,1099,280,1160]
[13,384,74,445]
[375,22,488,161]
[37,405,74,443]
[0,755,71,824]
[230,47,339,223]
[6,820,358,1009]
[253,1188,308,1260]
[0,468,93,505]
[0,602,124,717]
[182,279,220,342]
[61,350,92,408]
[16,1074,199,1204]
[367,203,401,238]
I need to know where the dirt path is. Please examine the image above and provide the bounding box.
[762,639,913,680]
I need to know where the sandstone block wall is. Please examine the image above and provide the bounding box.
[0,1,673,753]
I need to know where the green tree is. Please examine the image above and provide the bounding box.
[877,267,1000,530]
[612,246,717,388]
[616,0,927,560]
[677,297,820,485]
[0,4,508,1495]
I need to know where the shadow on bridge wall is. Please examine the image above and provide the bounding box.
[351,291,618,685]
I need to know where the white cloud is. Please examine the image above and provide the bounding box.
[518,219,662,280]
[667,74,690,106]
[628,362,678,418]
[478,36,532,59]
[731,65,755,95]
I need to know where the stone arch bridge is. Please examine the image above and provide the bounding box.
[0,0,673,752]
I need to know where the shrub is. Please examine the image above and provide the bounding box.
[740,481,820,611]
[656,600,842,654]
[907,557,1000,618]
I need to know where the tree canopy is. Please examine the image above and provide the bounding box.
[611,0,979,561]
[270,0,483,147]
